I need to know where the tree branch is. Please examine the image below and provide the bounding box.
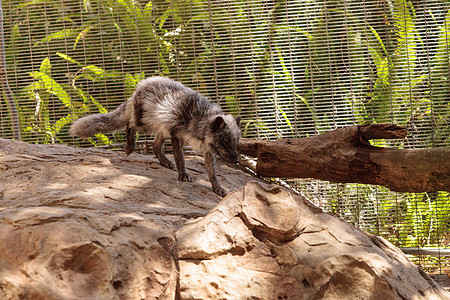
[238,124,450,192]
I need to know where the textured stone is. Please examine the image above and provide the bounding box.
[1,138,449,300]
[0,138,251,299]
[175,182,450,300]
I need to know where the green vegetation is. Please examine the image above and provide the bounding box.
[1,0,448,270]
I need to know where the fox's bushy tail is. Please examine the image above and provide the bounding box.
[69,102,129,138]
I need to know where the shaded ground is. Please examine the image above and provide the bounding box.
[431,274,450,292]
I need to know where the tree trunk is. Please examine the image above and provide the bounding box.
[238,124,450,193]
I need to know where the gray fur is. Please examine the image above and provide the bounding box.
[69,76,241,196]
[69,101,130,138]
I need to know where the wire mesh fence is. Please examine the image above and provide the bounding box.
[0,0,448,273]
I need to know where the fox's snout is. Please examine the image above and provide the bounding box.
[219,151,239,164]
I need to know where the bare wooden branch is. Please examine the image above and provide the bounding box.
[238,124,450,192]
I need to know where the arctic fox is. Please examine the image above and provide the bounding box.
[69,76,241,196]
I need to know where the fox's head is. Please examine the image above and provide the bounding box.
[209,115,242,164]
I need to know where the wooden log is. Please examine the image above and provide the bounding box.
[238,124,450,193]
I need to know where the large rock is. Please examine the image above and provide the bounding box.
[1,138,449,299]
[0,138,250,299]
[175,182,449,300]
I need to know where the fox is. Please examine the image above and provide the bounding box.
[69,76,241,196]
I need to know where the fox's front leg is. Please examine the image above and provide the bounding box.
[204,151,226,197]
[170,134,192,182]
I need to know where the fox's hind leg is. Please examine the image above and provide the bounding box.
[124,125,136,155]
[153,132,175,170]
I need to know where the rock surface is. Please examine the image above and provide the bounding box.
[175,182,450,300]
[1,138,449,299]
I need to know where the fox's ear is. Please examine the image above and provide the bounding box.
[211,116,225,132]
[235,116,242,127]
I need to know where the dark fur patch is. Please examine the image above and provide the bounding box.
[134,94,144,127]
[211,116,225,132]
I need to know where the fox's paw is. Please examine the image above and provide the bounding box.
[178,173,193,182]
[212,186,227,197]
[160,159,176,170]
